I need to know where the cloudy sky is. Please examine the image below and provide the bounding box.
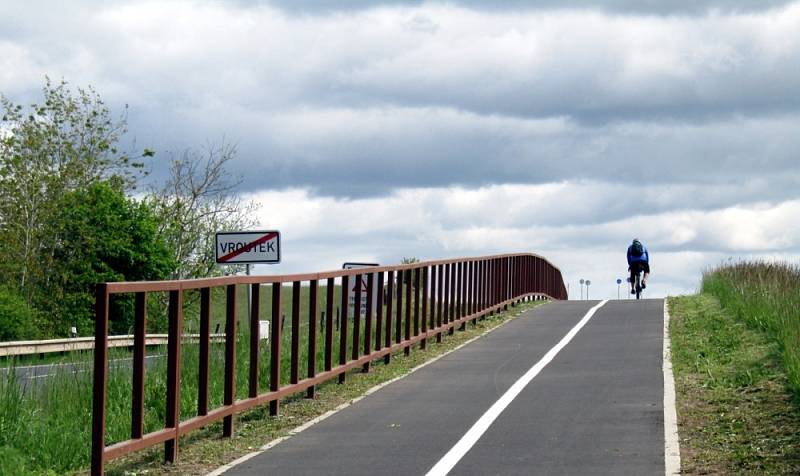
[2,0,799,299]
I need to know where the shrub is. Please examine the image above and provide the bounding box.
[0,286,38,341]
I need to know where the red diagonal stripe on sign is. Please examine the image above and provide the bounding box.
[218,232,278,262]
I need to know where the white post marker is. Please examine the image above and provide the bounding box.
[426,300,609,476]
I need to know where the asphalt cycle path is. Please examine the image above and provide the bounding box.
[218,299,669,476]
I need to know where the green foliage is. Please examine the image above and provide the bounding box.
[0,79,149,287]
[0,78,157,338]
[702,261,800,396]
[0,286,38,340]
[0,446,35,476]
[48,181,175,335]
[0,79,255,341]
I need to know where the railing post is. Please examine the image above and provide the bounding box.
[199,287,211,416]
[458,261,466,331]
[429,265,437,333]
[482,259,487,317]
[339,275,349,384]
[307,280,318,398]
[469,261,477,325]
[352,274,362,363]
[420,266,428,349]
[223,285,236,437]
[375,272,384,354]
[165,288,183,462]
[495,258,500,311]
[404,268,412,356]
[395,270,403,347]
[132,292,147,440]
[448,262,456,335]
[413,267,421,341]
[250,284,261,398]
[436,264,444,341]
[291,281,301,385]
[384,270,395,365]
[505,257,509,309]
[325,278,334,372]
[363,273,374,372]
[270,282,282,415]
[91,284,109,476]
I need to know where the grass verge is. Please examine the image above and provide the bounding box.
[702,261,800,396]
[669,293,800,474]
[101,299,547,475]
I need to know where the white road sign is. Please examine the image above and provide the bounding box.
[215,231,281,264]
[343,262,379,319]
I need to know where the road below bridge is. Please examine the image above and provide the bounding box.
[217,299,675,475]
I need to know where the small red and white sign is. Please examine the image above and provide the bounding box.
[215,231,281,264]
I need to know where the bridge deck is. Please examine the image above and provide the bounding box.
[220,299,666,475]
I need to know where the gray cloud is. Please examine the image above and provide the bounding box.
[260,0,795,16]
[2,0,793,201]
[3,0,800,301]
[152,108,799,198]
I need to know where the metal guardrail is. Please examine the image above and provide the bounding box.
[91,253,568,474]
[0,334,227,358]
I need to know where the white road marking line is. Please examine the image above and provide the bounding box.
[663,300,681,475]
[426,300,609,476]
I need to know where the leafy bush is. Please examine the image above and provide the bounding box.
[0,286,38,340]
[48,180,175,336]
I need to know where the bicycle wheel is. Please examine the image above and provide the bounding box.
[635,273,642,300]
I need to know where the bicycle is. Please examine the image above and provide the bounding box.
[633,270,643,300]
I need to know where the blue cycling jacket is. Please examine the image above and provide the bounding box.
[627,244,649,265]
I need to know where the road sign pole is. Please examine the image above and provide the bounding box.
[247,264,252,319]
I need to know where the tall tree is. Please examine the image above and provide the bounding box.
[149,142,258,280]
[0,78,152,298]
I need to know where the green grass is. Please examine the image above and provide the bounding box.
[0,278,536,475]
[669,271,800,473]
[702,261,800,396]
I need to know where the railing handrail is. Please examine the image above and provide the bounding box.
[0,334,227,357]
[91,252,568,475]
[102,252,564,294]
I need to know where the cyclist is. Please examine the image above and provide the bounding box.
[627,238,650,294]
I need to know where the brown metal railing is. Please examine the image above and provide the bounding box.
[91,253,567,474]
